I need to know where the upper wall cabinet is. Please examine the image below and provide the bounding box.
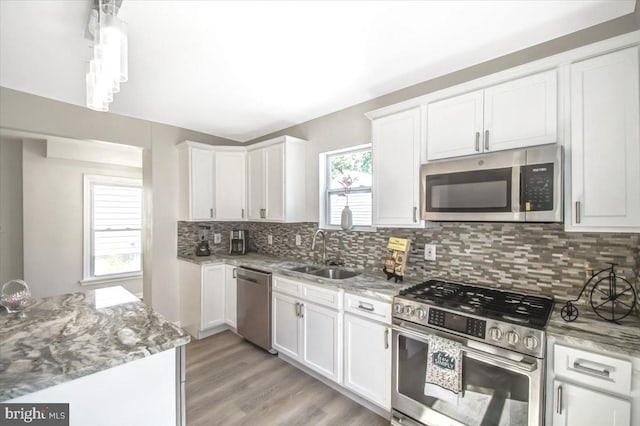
[371,107,422,227]
[178,141,246,221]
[566,47,640,232]
[427,69,558,160]
[247,136,307,223]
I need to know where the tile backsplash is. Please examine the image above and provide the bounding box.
[178,221,639,303]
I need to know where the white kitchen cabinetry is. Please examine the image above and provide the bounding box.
[178,141,246,221]
[427,69,557,160]
[178,261,226,338]
[567,47,640,232]
[224,265,237,329]
[343,293,392,411]
[246,136,306,222]
[547,339,638,426]
[371,106,422,227]
[271,276,343,383]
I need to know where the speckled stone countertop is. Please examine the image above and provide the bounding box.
[547,302,640,358]
[178,253,415,302]
[0,286,190,401]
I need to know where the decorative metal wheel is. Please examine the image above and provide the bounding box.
[589,274,637,323]
[560,301,579,322]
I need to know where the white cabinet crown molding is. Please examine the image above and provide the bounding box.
[365,30,640,121]
[177,140,246,152]
[246,135,307,151]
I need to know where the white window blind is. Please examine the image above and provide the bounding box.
[84,175,142,280]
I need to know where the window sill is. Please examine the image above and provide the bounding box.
[320,225,378,233]
[80,273,143,286]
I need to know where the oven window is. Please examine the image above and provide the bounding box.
[397,335,530,426]
[426,168,512,212]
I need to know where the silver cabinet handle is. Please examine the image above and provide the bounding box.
[358,302,374,312]
[475,131,480,152]
[556,385,562,415]
[484,130,490,151]
[299,303,304,318]
[294,302,300,318]
[232,268,236,279]
[384,328,389,349]
[210,208,213,218]
[241,208,245,219]
[575,201,581,224]
[413,207,417,223]
[573,361,610,378]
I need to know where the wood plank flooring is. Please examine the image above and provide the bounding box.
[186,330,389,426]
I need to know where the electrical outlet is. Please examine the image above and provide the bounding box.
[268,234,273,245]
[424,244,436,261]
[213,233,221,244]
[295,234,301,246]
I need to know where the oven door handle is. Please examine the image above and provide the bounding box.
[392,325,538,374]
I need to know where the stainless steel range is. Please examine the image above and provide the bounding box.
[391,280,554,426]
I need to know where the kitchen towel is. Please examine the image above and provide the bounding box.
[424,335,463,403]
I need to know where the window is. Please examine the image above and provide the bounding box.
[83,175,142,281]
[322,145,372,229]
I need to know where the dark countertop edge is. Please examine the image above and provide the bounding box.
[0,337,190,402]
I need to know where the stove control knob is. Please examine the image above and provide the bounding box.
[415,308,427,319]
[394,303,404,314]
[506,330,520,346]
[488,327,503,341]
[523,335,539,350]
[403,306,415,316]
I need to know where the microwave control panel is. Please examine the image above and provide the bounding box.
[522,163,554,211]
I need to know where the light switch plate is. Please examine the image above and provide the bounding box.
[295,234,301,246]
[268,234,273,245]
[213,233,221,244]
[424,244,436,261]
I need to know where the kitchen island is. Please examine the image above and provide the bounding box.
[0,286,190,425]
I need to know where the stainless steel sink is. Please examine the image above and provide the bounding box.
[289,265,323,274]
[309,268,359,280]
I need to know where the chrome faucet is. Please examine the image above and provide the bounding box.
[311,229,327,265]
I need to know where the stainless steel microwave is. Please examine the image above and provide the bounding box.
[420,145,563,222]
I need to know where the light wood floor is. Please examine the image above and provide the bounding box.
[185,330,389,426]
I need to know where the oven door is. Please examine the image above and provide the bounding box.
[392,323,543,426]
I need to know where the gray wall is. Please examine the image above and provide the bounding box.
[0,87,238,322]
[247,6,640,222]
[0,137,23,284]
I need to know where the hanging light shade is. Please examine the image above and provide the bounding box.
[86,0,128,112]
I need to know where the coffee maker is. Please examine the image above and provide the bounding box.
[230,230,248,255]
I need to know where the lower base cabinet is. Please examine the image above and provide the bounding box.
[272,291,302,359]
[552,380,631,426]
[302,302,342,383]
[343,313,391,410]
[224,265,237,328]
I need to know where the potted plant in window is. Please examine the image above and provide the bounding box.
[337,166,357,230]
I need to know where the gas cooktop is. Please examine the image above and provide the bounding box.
[397,279,554,329]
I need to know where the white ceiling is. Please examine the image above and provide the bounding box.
[0,1,635,142]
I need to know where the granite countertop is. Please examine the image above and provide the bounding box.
[547,302,640,358]
[178,253,415,302]
[0,286,190,401]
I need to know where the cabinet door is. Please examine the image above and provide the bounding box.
[247,148,264,221]
[483,69,557,152]
[343,314,391,410]
[569,47,640,230]
[190,148,214,220]
[264,143,285,221]
[201,264,225,330]
[372,107,422,226]
[552,381,631,426]
[272,292,301,359]
[224,265,237,328]
[214,151,246,220]
[427,90,484,160]
[301,302,342,383]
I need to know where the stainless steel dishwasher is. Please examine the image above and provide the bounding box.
[236,266,276,354]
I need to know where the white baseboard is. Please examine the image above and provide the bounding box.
[277,353,391,420]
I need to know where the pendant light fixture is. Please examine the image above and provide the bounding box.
[86,0,128,112]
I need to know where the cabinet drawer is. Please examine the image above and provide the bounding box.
[554,344,632,395]
[301,283,342,310]
[272,276,301,297]
[344,293,392,324]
